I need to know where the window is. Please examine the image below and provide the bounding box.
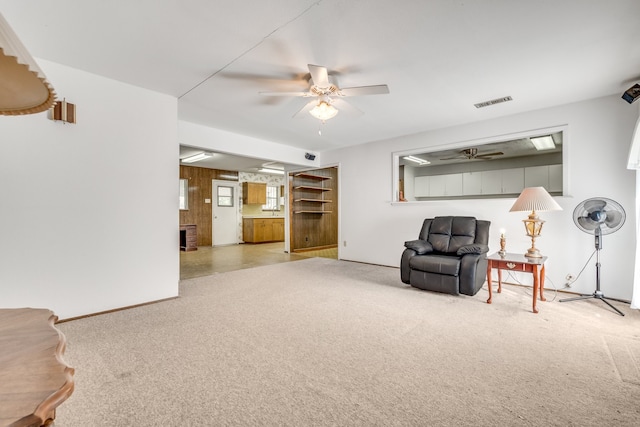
[217,185,234,207]
[393,126,566,202]
[262,185,280,211]
[179,179,188,210]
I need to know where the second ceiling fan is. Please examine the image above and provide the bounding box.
[440,148,504,161]
[259,64,389,121]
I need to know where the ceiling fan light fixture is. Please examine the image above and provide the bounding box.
[530,135,555,151]
[309,100,338,121]
[181,152,213,163]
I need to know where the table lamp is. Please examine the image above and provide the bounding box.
[509,187,562,258]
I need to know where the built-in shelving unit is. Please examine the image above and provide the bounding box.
[292,173,332,214]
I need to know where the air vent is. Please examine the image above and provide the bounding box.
[474,96,513,109]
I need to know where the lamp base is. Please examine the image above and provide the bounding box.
[525,247,542,258]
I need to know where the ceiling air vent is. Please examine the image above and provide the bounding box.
[474,96,513,109]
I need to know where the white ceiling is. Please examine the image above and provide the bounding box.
[2,0,640,158]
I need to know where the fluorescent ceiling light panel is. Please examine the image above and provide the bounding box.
[403,155,430,165]
[182,152,213,163]
[530,136,555,151]
[259,168,284,175]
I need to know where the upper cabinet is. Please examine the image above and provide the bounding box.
[242,182,267,204]
[415,165,561,199]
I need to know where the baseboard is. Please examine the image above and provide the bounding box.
[56,296,179,323]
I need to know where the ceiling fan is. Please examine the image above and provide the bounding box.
[259,64,389,121]
[440,148,504,161]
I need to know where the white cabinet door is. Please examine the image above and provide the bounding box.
[481,170,502,194]
[429,175,446,197]
[414,176,430,197]
[524,166,549,188]
[502,168,524,194]
[549,164,562,192]
[463,172,482,195]
[445,173,463,196]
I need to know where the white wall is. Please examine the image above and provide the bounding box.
[323,95,638,300]
[0,59,179,319]
[179,120,318,168]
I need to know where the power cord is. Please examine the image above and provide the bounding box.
[500,249,597,302]
[500,270,560,301]
[563,249,597,288]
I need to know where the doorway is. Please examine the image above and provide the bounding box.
[212,180,239,246]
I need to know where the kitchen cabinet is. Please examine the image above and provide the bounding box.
[525,165,562,193]
[462,172,482,195]
[414,176,429,197]
[480,170,502,194]
[243,218,285,243]
[549,164,562,192]
[415,166,548,198]
[242,182,267,204]
[501,168,524,194]
[428,173,462,197]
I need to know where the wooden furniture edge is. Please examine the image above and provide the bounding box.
[29,313,75,426]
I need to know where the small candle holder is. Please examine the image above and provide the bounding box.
[498,233,506,256]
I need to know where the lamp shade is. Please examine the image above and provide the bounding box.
[509,187,562,213]
[0,12,56,115]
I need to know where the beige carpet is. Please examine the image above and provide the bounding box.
[56,258,640,426]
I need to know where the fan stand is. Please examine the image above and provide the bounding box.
[559,228,625,316]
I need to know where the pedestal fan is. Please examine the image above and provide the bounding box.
[559,198,626,316]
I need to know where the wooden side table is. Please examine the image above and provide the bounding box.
[486,252,548,313]
[0,308,74,426]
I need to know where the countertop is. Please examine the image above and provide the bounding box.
[242,215,285,219]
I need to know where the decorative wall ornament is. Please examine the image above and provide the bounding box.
[49,98,76,124]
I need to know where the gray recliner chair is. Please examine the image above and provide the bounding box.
[401,216,491,296]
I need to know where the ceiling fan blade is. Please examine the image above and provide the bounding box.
[332,98,364,116]
[475,151,504,159]
[440,155,466,160]
[338,85,390,97]
[308,64,329,88]
[259,91,310,97]
[292,99,316,118]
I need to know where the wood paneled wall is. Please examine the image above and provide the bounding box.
[289,166,338,252]
[179,165,238,246]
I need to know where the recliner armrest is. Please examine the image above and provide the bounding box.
[456,244,489,256]
[404,240,433,255]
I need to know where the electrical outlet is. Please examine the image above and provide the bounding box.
[564,274,575,288]
[343,241,347,247]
